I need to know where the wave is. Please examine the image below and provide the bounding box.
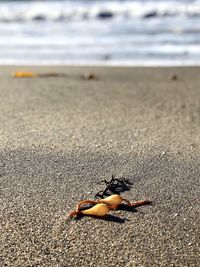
[1,0,200,22]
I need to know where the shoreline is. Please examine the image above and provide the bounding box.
[1,63,200,68]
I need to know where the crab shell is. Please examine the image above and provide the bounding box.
[99,194,123,206]
[81,203,111,217]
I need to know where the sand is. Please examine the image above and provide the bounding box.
[0,66,199,267]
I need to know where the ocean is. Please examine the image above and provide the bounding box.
[0,0,200,66]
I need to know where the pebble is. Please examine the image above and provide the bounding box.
[95,144,100,148]
[171,74,178,81]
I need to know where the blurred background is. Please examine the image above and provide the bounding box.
[0,0,200,66]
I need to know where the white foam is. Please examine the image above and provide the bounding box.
[1,0,200,22]
[1,0,200,66]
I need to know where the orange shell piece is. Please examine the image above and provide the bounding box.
[13,71,37,78]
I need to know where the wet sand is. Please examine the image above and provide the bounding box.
[0,66,200,266]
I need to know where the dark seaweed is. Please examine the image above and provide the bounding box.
[95,175,133,199]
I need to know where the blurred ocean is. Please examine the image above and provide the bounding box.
[0,0,200,65]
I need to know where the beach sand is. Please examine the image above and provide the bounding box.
[0,66,199,266]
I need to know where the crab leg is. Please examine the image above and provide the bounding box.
[125,199,151,207]
[75,200,98,212]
